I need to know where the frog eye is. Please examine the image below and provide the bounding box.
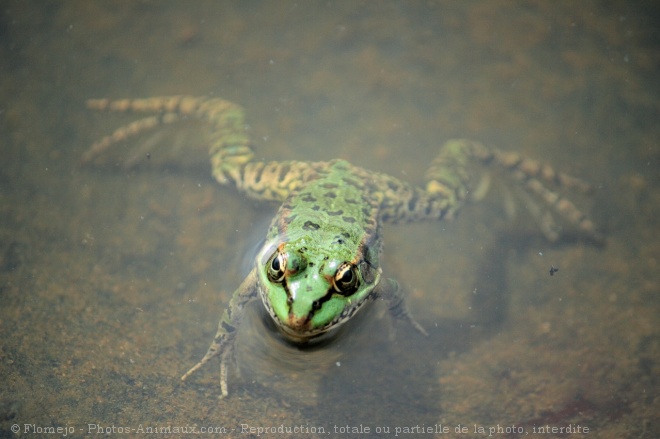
[332,262,359,296]
[266,251,287,283]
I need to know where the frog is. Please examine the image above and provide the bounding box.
[83,95,601,397]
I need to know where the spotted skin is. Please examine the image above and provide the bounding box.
[84,95,601,397]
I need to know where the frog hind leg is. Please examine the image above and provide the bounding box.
[83,95,312,203]
[83,96,253,169]
[424,139,602,243]
[181,269,259,398]
[81,111,183,165]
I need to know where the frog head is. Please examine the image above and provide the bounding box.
[256,235,381,341]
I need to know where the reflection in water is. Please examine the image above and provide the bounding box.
[235,299,439,424]
[236,303,362,403]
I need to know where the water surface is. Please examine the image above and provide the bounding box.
[1,2,658,438]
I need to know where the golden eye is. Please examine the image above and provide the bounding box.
[332,262,359,296]
[267,251,287,283]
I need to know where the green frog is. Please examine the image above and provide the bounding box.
[84,96,600,397]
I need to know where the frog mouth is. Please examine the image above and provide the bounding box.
[276,317,331,341]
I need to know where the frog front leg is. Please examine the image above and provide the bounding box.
[375,278,428,337]
[181,268,259,398]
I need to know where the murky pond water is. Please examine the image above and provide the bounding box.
[1,2,658,438]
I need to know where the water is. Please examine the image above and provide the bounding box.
[1,1,658,438]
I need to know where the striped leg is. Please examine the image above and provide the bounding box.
[83,97,211,162]
[423,139,601,242]
[180,269,259,398]
[81,112,183,164]
[83,96,254,183]
[83,96,317,203]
